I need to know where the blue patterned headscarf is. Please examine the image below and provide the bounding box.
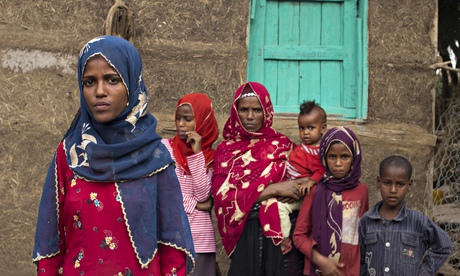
[66,35,172,179]
[33,36,195,272]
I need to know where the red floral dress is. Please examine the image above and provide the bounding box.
[36,142,186,276]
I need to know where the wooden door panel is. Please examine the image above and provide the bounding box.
[321,61,342,107]
[299,61,321,107]
[248,0,365,118]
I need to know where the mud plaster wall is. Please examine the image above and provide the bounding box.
[364,0,437,212]
[367,0,437,131]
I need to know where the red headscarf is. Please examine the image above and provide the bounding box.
[212,82,294,256]
[169,93,218,174]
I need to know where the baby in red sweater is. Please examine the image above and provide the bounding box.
[279,100,327,255]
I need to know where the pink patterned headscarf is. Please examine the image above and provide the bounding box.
[212,82,294,256]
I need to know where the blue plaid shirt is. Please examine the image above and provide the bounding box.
[359,201,453,276]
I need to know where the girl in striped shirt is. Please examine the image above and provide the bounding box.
[162,93,219,276]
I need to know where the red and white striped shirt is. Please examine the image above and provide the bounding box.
[162,139,216,253]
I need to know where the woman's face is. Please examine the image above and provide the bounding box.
[82,55,128,123]
[237,96,264,132]
[175,104,196,140]
[326,142,353,179]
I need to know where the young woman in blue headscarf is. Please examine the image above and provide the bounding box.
[33,36,195,276]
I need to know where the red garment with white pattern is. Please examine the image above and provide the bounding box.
[212,82,295,257]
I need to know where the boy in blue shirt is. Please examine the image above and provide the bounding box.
[359,155,453,275]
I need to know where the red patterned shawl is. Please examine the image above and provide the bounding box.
[170,93,218,174]
[212,82,294,256]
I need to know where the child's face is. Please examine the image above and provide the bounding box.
[298,110,326,146]
[377,165,412,210]
[175,104,196,140]
[326,142,353,178]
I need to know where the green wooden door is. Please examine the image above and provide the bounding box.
[247,0,368,119]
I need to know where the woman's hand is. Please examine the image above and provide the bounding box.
[195,197,213,211]
[276,179,304,203]
[186,131,202,153]
[258,178,308,203]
